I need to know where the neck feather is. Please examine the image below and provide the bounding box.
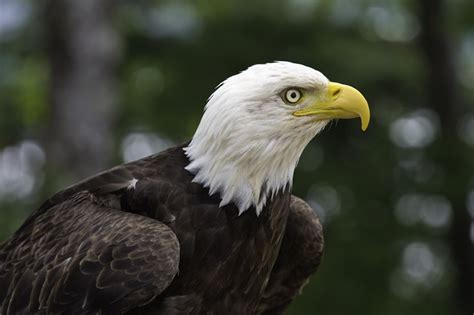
[184,124,325,215]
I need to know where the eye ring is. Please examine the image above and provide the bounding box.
[283,88,302,104]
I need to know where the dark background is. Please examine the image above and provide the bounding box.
[0,0,473,314]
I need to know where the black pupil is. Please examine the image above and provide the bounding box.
[290,91,297,99]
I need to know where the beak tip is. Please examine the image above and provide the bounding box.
[361,120,369,131]
[360,106,370,132]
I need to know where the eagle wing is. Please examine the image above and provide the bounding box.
[0,191,180,315]
[258,195,324,315]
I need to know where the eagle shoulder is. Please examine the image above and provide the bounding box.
[258,195,324,315]
[18,145,184,231]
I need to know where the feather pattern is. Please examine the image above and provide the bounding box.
[0,144,323,314]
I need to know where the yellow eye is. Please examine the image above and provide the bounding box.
[284,88,302,104]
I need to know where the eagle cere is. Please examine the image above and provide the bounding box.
[0,61,370,314]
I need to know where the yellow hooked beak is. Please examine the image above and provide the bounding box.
[293,82,370,131]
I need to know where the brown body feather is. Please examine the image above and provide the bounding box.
[0,144,323,314]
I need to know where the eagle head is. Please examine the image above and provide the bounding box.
[184,61,370,215]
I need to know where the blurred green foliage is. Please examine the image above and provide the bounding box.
[1,0,474,314]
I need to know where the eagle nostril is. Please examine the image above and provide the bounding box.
[332,87,341,99]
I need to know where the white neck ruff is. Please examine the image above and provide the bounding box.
[184,123,326,215]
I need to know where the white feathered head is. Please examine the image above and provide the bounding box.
[185,62,370,215]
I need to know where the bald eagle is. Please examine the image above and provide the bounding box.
[0,62,369,314]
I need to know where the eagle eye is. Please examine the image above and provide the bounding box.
[283,88,302,104]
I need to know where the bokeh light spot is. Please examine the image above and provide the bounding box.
[395,193,452,229]
[121,132,174,163]
[307,184,341,223]
[0,141,45,200]
[390,109,439,148]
